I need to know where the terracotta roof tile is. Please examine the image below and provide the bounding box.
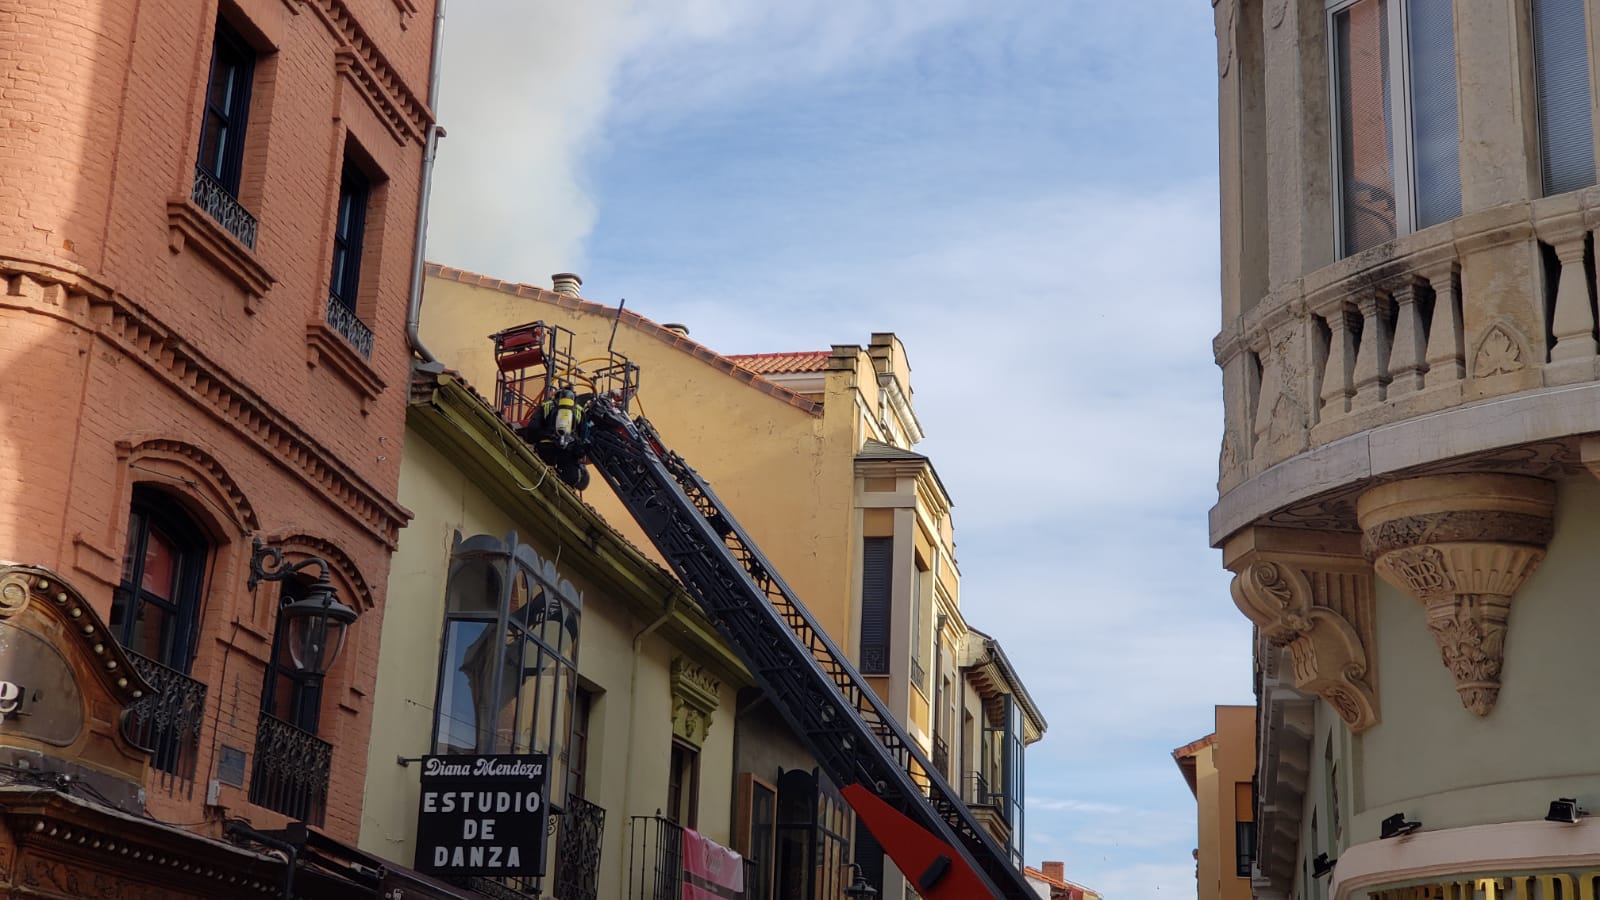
[726,350,830,375]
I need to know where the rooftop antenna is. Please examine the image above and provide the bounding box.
[607,298,627,355]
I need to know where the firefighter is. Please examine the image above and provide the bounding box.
[526,387,591,490]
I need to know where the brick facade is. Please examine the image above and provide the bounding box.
[0,0,432,844]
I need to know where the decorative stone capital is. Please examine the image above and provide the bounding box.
[1357,474,1555,716]
[670,657,721,749]
[1225,528,1380,733]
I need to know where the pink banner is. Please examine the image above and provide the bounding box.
[682,828,745,900]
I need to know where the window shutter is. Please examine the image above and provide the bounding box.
[1406,0,1461,228]
[1533,0,1596,196]
[860,537,892,674]
[1335,0,1398,254]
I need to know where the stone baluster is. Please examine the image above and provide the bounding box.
[1548,231,1597,365]
[1318,304,1357,416]
[1350,290,1393,408]
[1421,262,1464,383]
[1387,277,1428,396]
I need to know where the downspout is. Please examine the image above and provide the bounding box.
[405,0,447,364]
[622,597,677,822]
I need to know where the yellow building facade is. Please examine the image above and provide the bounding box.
[358,370,751,898]
[1207,1,1600,899]
[1175,706,1255,900]
[417,264,1046,894]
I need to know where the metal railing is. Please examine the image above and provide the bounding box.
[325,292,374,359]
[964,771,1000,807]
[192,165,258,249]
[628,814,684,900]
[932,735,950,780]
[122,650,207,798]
[248,711,331,825]
[553,795,607,900]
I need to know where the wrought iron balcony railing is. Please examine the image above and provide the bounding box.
[628,813,684,900]
[249,711,331,825]
[122,650,207,799]
[964,770,999,807]
[626,813,756,900]
[553,795,606,900]
[325,293,374,359]
[932,735,950,780]
[191,165,258,249]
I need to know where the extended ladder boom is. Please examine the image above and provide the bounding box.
[582,397,1036,900]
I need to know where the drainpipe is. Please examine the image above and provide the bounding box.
[405,0,448,364]
[622,597,677,819]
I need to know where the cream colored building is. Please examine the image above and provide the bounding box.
[1208,1,1600,899]
[358,369,754,898]
[418,264,1047,895]
[1174,706,1255,900]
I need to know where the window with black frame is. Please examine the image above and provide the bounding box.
[113,488,209,672]
[113,488,211,782]
[194,17,259,247]
[329,159,368,311]
[432,532,582,802]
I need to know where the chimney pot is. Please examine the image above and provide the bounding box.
[551,273,582,297]
[662,323,690,337]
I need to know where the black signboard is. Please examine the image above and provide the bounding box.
[414,754,549,877]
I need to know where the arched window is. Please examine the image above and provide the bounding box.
[433,532,582,804]
[113,487,209,672]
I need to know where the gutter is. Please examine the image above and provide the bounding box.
[405,0,447,364]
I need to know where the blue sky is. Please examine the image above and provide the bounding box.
[427,3,1253,896]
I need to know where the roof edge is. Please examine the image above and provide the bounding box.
[426,262,822,417]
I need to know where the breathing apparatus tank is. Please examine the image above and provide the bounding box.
[552,387,578,438]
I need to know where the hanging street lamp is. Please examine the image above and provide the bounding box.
[248,537,358,678]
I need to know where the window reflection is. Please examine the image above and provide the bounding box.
[431,532,583,809]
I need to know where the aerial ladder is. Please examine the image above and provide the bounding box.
[491,321,1037,900]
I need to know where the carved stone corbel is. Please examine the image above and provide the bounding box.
[1357,474,1555,716]
[1226,527,1380,733]
[670,657,721,749]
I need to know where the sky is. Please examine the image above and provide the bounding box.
[426,2,1253,897]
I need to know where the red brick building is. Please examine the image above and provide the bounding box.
[0,0,442,895]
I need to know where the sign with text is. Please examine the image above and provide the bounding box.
[414,754,549,878]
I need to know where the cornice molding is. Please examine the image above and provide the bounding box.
[1225,527,1380,733]
[0,259,408,549]
[304,0,433,141]
[334,47,422,145]
[1357,474,1555,716]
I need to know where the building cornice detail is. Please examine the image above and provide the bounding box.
[1225,527,1379,733]
[670,656,721,749]
[0,258,409,549]
[1356,474,1555,716]
[295,0,434,140]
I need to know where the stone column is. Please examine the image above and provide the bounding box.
[1357,474,1555,716]
[1319,303,1357,417]
[1225,527,1380,733]
[1350,290,1393,408]
[1421,260,1465,384]
[1387,277,1428,396]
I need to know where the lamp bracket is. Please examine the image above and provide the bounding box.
[248,536,331,591]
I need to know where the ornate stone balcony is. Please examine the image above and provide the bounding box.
[1213,189,1600,542]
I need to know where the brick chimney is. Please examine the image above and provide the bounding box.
[1043,861,1065,882]
[551,272,582,297]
